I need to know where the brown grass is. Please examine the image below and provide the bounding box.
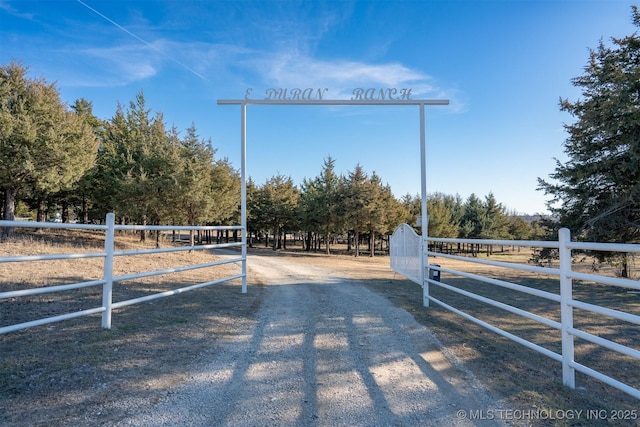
[1,234,639,426]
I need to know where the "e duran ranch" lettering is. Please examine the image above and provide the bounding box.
[243,87,414,101]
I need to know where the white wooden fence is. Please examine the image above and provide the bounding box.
[0,213,246,334]
[390,223,640,400]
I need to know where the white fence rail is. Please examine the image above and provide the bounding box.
[389,223,640,400]
[0,213,246,334]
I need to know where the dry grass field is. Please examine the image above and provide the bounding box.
[1,231,639,426]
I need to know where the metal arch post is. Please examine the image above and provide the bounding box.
[240,103,248,293]
[218,96,449,296]
[420,104,430,307]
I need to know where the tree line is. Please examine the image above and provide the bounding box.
[1,61,536,254]
[1,62,239,243]
[246,158,538,256]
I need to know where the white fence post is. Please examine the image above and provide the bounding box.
[423,215,430,307]
[101,213,115,329]
[559,227,575,388]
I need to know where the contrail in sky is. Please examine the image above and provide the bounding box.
[76,0,208,81]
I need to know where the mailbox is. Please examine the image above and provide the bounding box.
[429,265,441,282]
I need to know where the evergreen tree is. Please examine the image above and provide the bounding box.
[459,194,487,256]
[246,178,261,246]
[92,92,181,241]
[304,156,342,254]
[447,194,466,228]
[483,192,510,240]
[210,156,240,226]
[363,172,395,256]
[344,164,370,257]
[253,175,299,250]
[0,61,98,235]
[380,186,405,237]
[538,7,640,275]
[427,193,459,238]
[118,92,158,228]
[299,176,322,251]
[460,194,487,239]
[67,98,106,223]
[399,193,421,227]
[174,124,216,230]
[507,215,532,240]
[90,104,129,220]
[539,7,640,243]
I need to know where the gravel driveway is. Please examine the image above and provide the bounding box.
[117,251,509,426]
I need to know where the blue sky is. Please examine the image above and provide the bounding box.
[1,0,637,215]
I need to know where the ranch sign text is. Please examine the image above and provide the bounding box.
[244,88,414,101]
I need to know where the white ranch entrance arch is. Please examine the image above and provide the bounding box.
[217,94,449,296]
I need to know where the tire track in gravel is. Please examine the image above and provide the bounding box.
[118,251,511,426]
